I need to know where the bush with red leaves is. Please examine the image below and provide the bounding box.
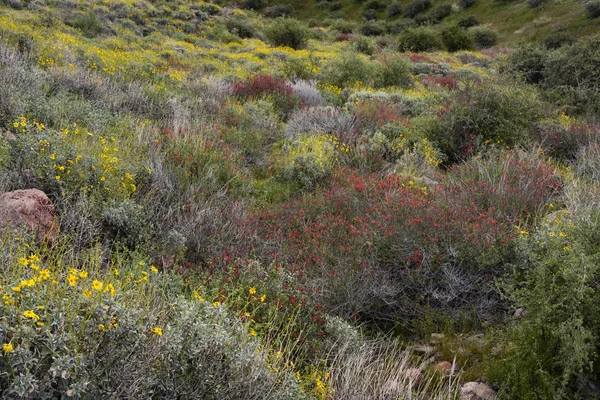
[232,74,301,119]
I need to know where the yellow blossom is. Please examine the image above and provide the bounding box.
[249,287,256,295]
[249,328,257,337]
[39,269,50,280]
[151,327,163,336]
[260,294,266,302]
[18,257,29,266]
[23,310,40,320]
[92,280,103,291]
[67,275,78,287]
[83,290,93,299]
[2,343,14,353]
[79,271,88,279]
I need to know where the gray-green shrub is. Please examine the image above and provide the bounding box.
[265,18,310,50]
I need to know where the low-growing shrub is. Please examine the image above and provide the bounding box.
[285,106,357,140]
[430,4,453,21]
[226,17,257,38]
[373,54,413,88]
[359,21,387,36]
[322,53,374,88]
[265,17,310,50]
[397,27,445,52]
[527,0,548,8]
[427,82,543,162]
[471,26,499,48]
[541,32,575,49]
[441,25,474,52]
[233,74,301,118]
[0,244,309,399]
[503,45,547,84]
[459,0,477,8]
[263,4,295,17]
[458,15,479,28]
[353,35,376,54]
[586,0,600,19]
[387,1,403,17]
[361,8,378,20]
[278,134,341,189]
[543,34,600,113]
[488,211,600,398]
[403,0,431,18]
[536,121,599,161]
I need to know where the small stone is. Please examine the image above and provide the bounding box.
[435,361,453,375]
[460,381,497,400]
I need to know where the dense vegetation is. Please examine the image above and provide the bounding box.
[0,0,599,398]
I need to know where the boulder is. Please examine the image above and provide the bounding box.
[435,361,453,375]
[460,381,497,400]
[0,189,58,243]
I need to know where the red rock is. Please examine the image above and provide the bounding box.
[0,189,58,243]
[435,361,453,375]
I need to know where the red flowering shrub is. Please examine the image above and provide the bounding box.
[232,74,301,119]
[448,149,562,223]
[536,122,600,161]
[245,166,543,329]
[421,74,458,89]
[354,99,407,133]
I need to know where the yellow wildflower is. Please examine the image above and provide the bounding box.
[23,310,40,320]
[29,254,40,263]
[260,294,266,302]
[249,328,257,337]
[79,271,88,279]
[18,257,29,266]
[92,280,103,291]
[150,266,158,273]
[39,269,50,280]
[249,287,256,295]
[67,275,78,287]
[83,290,93,299]
[151,327,163,336]
[2,343,14,353]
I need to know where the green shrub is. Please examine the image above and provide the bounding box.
[361,8,378,20]
[360,20,386,35]
[471,26,499,48]
[441,25,474,52]
[427,82,543,162]
[101,199,152,248]
[503,45,547,84]
[323,53,374,88]
[458,15,479,28]
[373,54,413,88]
[430,4,453,21]
[0,243,309,399]
[541,32,575,49]
[403,0,431,18]
[263,4,295,17]
[66,11,103,38]
[459,0,477,8]
[488,211,600,398]
[543,35,600,113]
[387,1,403,17]
[527,0,548,8]
[586,0,600,19]
[226,17,257,38]
[265,18,309,49]
[353,35,376,55]
[243,0,265,10]
[397,27,445,52]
